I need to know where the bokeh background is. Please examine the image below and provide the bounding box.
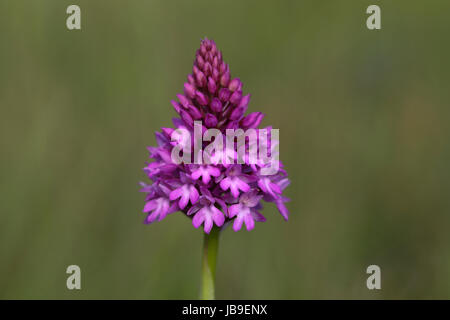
[1,0,450,299]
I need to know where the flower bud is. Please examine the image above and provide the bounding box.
[229,105,247,121]
[225,120,239,130]
[205,113,218,128]
[180,110,193,127]
[240,112,264,128]
[219,88,231,102]
[184,83,196,99]
[212,68,220,82]
[195,91,209,106]
[210,43,217,56]
[177,94,190,108]
[238,94,251,108]
[204,62,212,76]
[200,44,207,56]
[161,127,174,137]
[228,78,241,92]
[193,65,200,76]
[187,104,202,120]
[210,98,222,112]
[206,52,213,63]
[229,90,242,105]
[219,62,227,74]
[187,74,195,86]
[171,100,181,113]
[196,55,205,69]
[195,71,206,87]
[220,71,230,87]
[208,77,217,94]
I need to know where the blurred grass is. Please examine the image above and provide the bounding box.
[1,0,450,299]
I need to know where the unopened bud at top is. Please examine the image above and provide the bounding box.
[228,78,241,92]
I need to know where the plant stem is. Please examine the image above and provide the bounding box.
[200,227,220,300]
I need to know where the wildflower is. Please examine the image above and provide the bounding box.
[187,188,227,234]
[191,165,221,185]
[219,165,251,198]
[228,189,266,231]
[169,173,200,210]
[140,38,290,233]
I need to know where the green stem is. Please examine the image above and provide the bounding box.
[200,227,220,300]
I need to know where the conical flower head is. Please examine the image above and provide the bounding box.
[140,38,290,233]
[174,38,253,131]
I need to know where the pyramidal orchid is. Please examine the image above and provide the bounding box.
[140,38,290,299]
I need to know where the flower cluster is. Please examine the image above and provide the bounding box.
[140,38,290,233]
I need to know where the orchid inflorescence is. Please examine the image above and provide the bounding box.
[141,38,290,233]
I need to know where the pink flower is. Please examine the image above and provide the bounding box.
[187,189,227,234]
[228,190,266,231]
[219,166,251,198]
[169,184,199,210]
[191,165,221,184]
[140,38,290,232]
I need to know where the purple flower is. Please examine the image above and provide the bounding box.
[258,177,282,199]
[187,188,227,234]
[191,165,221,184]
[142,183,178,224]
[143,197,171,223]
[170,184,199,210]
[140,38,290,232]
[228,190,266,231]
[219,165,251,198]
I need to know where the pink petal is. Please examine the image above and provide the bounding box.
[202,172,211,184]
[230,183,240,198]
[244,214,255,231]
[158,200,170,221]
[270,182,282,194]
[169,188,182,201]
[228,204,239,218]
[179,194,189,209]
[189,186,199,204]
[237,180,250,192]
[209,166,221,177]
[187,203,201,216]
[233,216,244,231]
[251,210,266,222]
[276,200,289,221]
[211,206,225,226]
[143,200,157,213]
[220,177,231,190]
[191,169,202,180]
[192,209,205,228]
[146,210,159,223]
[203,216,213,234]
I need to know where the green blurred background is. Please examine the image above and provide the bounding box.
[1,0,450,299]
